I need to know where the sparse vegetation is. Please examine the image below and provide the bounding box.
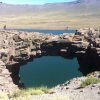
[80,76,100,88]
[0,92,8,100]
[0,86,49,100]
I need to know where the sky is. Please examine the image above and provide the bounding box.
[1,0,77,5]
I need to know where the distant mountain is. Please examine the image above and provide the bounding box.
[0,0,100,29]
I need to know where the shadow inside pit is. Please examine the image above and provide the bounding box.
[77,47,100,75]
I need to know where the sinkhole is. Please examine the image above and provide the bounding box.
[19,56,83,87]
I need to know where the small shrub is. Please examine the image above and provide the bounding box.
[80,76,100,88]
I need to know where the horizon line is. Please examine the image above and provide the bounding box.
[0,0,77,5]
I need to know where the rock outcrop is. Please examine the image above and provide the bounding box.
[0,28,100,92]
[0,61,17,93]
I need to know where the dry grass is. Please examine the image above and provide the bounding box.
[0,12,100,29]
[0,92,8,100]
[80,76,100,88]
[0,86,49,100]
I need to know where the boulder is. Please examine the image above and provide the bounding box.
[13,34,23,42]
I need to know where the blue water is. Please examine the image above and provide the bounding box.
[20,56,82,87]
[15,29,75,34]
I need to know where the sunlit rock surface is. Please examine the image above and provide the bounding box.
[0,28,100,92]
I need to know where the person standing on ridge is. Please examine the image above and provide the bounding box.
[3,25,6,30]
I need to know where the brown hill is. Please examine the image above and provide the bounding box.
[0,0,100,29]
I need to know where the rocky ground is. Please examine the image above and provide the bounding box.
[31,84,100,100]
[31,73,100,100]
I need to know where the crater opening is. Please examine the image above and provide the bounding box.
[19,56,83,88]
